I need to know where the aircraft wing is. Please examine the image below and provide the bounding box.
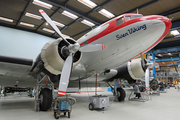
[0,55,37,87]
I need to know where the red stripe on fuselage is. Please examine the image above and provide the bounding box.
[76,91,103,93]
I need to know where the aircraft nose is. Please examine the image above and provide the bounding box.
[158,16,172,30]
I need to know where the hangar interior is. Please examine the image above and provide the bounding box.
[0,0,180,120]
[0,0,180,81]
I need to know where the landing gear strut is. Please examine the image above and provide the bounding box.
[107,81,126,102]
[35,73,54,111]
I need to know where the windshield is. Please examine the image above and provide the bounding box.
[131,15,142,19]
[125,16,131,20]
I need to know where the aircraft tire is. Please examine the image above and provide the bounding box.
[117,87,126,101]
[39,88,52,111]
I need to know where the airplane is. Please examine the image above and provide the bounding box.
[0,9,171,111]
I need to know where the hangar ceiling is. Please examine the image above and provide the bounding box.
[0,0,180,66]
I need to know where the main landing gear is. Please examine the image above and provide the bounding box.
[35,73,54,111]
[107,81,126,102]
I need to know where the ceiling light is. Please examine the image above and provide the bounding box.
[170,30,180,36]
[25,12,42,20]
[78,0,97,8]
[81,19,95,27]
[62,10,78,19]
[99,9,115,18]
[52,20,65,27]
[42,28,55,33]
[33,0,53,9]
[0,16,13,22]
[45,22,48,25]
[20,22,35,27]
[157,54,162,57]
[168,53,172,56]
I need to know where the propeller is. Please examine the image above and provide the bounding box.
[145,67,150,91]
[140,53,149,91]
[39,9,105,96]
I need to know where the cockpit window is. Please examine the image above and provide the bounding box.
[116,17,124,26]
[125,16,131,20]
[131,16,142,19]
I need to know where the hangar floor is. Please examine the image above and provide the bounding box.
[0,87,179,120]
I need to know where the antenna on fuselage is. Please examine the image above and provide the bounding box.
[137,8,139,14]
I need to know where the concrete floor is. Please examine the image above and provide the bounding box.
[0,87,179,120]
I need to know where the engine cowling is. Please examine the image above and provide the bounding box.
[41,37,82,75]
[114,58,147,84]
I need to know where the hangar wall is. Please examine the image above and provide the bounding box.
[0,26,54,59]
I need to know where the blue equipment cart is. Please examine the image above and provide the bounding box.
[53,95,76,119]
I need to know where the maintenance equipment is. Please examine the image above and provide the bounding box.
[53,95,76,119]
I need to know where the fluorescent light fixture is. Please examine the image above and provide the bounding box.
[170,30,180,36]
[99,9,115,18]
[33,0,53,9]
[0,16,13,22]
[157,54,162,57]
[62,10,78,19]
[20,22,35,27]
[25,12,42,20]
[168,53,172,56]
[78,0,97,8]
[42,28,55,33]
[62,34,70,38]
[81,19,95,27]
[52,20,65,27]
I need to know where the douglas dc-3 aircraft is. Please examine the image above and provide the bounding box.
[0,9,171,111]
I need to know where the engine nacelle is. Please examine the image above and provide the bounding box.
[41,38,82,75]
[114,58,147,84]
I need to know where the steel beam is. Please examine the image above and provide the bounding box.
[15,0,33,27]
[159,6,180,16]
[45,0,102,24]
[147,46,180,54]
[124,0,159,13]
[152,53,156,78]
[156,57,180,62]
[52,17,81,36]
[171,20,180,30]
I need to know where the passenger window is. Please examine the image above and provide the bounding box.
[125,16,131,20]
[116,17,124,26]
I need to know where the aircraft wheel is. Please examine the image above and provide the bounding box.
[39,88,52,111]
[117,87,126,101]
[89,103,94,111]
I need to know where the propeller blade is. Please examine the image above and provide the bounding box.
[79,44,105,52]
[58,53,73,96]
[140,53,145,67]
[145,68,150,91]
[39,9,70,45]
